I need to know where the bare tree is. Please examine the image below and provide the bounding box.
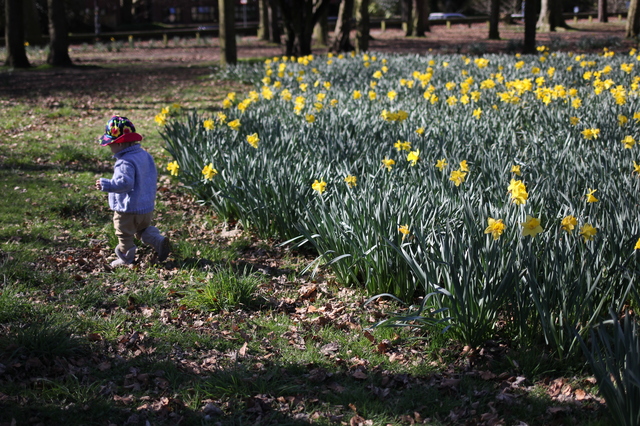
[598,0,608,22]
[401,0,412,36]
[314,5,329,46]
[355,0,370,52]
[277,0,329,56]
[627,0,640,37]
[411,0,430,36]
[121,0,133,25]
[537,0,569,31]
[47,0,73,67]
[268,0,281,44]
[331,0,355,52]
[219,0,237,66]
[24,0,44,45]
[258,0,269,41]
[537,0,554,31]
[523,0,536,53]
[488,0,500,39]
[4,0,30,68]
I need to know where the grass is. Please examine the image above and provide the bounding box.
[0,46,618,425]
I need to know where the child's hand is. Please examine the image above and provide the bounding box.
[95,180,102,191]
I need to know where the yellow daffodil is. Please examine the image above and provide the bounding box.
[485,218,506,240]
[635,237,640,250]
[511,165,521,175]
[582,128,600,140]
[407,150,420,166]
[398,224,410,239]
[416,127,425,136]
[622,136,636,149]
[579,223,597,242]
[508,179,528,205]
[634,161,640,175]
[449,169,467,186]
[472,108,482,119]
[311,179,326,194]
[394,140,411,151]
[521,215,543,238]
[228,119,241,130]
[305,114,315,123]
[435,158,447,171]
[203,119,215,130]
[166,161,179,176]
[561,215,578,233]
[586,188,599,203]
[202,163,218,180]
[154,113,167,126]
[353,90,362,100]
[459,160,469,172]
[569,116,580,126]
[344,175,357,187]
[246,133,260,148]
[382,157,395,171]
[618,115,629,126]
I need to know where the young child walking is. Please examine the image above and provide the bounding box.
[96,116,171,267]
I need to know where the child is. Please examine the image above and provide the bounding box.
[96,116,171,267]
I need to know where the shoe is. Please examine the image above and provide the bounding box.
[110,258,133,268]
[157,237,171,262]
[111,246,136,268]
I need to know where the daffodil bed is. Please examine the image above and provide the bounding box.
[160,47,639,356]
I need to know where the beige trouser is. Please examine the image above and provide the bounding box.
[113,211,154,253]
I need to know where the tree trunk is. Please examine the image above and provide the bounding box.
[258,0,269,41]
[355,0,370,52]
[219,0,237,66]
[5,0,31,68]
[488,0,500,39]
[121,0,133,25]
[278,0,329,57]
[627,0,640,37]
[268,0,281,44]
[47,0,73,67]
[331,0,355,52]
[313,4,329,46]
[523,0,536,53]
[411,0,429,36]
[537,0,553,31]
[24,0,44,46]
[401,0,412,36]
[598,0,608,23]
[552,0,569,28]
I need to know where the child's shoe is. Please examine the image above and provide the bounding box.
[141,226,171,262]
[111,246,135,268]
[157,237,171,262]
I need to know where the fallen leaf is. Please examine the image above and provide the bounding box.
[320,342,339,355]
[352,370,368,380]
[238,342,248,357]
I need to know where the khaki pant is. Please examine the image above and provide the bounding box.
[113,211,154,253]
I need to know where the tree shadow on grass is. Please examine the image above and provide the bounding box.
[0,315,610,426]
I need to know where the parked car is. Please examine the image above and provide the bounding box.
[428,13,466,20]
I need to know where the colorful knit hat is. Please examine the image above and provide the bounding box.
[99,116,143,146]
